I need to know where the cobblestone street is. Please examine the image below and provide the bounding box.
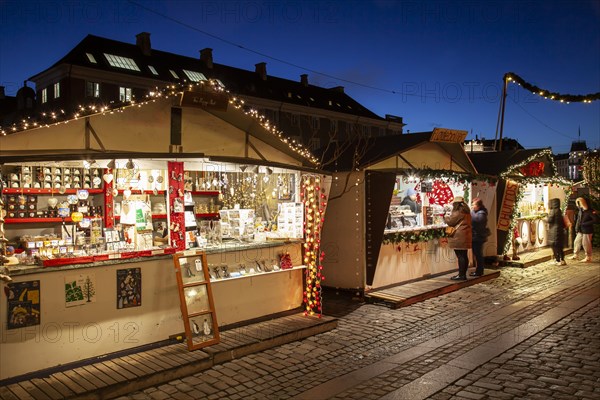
[119,257,600,400]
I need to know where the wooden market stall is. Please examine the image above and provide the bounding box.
[0,84,329,380]
[319,128,492,293]
[468,148,572,260]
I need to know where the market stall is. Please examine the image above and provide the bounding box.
[468,148,571,260]
[0,83,329,379]
[319,128,489,292]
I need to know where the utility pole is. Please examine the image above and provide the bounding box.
[494,74,509,152]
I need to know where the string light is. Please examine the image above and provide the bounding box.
[505,72,600,104]
[0,80,319,165]
[301,174,327,317]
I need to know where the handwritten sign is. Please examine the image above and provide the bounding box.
[430,128,468,143]
[497,179,520,231]
[181,89,228,111]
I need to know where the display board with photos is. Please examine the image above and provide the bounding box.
[276,202,304,238]
[173,250,220,350]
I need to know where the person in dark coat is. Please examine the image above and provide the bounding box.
[444,196,472,281]
[470,197,489,276]
[571,197,596,262]
[400,188,422,214]
[546,198,566,265]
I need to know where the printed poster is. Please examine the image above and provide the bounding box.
[116,268,141,309]
[6,280,41,330]
[65,273,97,307]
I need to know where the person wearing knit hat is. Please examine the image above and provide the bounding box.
[401,187,422,214]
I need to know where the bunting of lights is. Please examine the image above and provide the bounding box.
[301,175,327,317]
[505,72,600,103]
[500,149,572,186]
[0,80,318,165]
[400,168,497,186]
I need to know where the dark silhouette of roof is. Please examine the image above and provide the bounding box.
[30,34,382,120]
[468,148,553,176]
[318,131,475,173]
[570,140,588,152]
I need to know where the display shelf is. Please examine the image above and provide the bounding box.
[210,265,306,283]
[4,217,74,224]
[190,190,220,196]
[195,213,219,218]
[2,188,104,195]
[115,189,166,195]
[114,214,168,220]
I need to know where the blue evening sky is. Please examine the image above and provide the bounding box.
[1,0,598,153]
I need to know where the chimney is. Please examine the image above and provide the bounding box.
[136,32,151,56]
[300,74,308,87]
[0,86,5,99]
[200,48,213,68]
[255,62,267,80]
[330,86,344,93]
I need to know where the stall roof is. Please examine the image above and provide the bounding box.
[468,148,554,176]
[0,94,319,169]
[318,130,477,174]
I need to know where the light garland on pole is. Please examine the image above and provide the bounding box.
[505,72,600,103]
[300,174,327,317]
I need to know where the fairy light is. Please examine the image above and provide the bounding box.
[0,80,319,165]
[301,174,327,317]
[505,72,600,103]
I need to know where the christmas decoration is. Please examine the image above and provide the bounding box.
[505,72,600,104]
[426,180,454,205]
[301,175,327,318]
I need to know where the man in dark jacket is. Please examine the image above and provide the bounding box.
[546,198,566,265]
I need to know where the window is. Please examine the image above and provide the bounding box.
[103,53,140,71]
[41,88,47,104]
[53,82,60,99]
[311,116,320,130]
[86,53,97,63]
[169,69,180,79]
[148,65,159,75]
[183,70,207,82]
[119,87,132,102]
[86,81,100,98]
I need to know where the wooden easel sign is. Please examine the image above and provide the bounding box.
[173,250,220,350]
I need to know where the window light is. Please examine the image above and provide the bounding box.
[86,53,97,63]
[104,53,140,71]
[169,69,179,79]
[183,70,207,82]
[148,65,159,75]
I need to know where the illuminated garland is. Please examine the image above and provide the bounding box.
[300,175,327,317]
[583,151,600,194]
[505,72,600,103]
[382,227,447,245]
[500,148,572,186]
[0,80,318,165]
[400,168,497,185]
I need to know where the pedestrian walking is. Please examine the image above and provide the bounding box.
[470,197,489,276]
[444,196,472,281]
[546,198,566,265]
[571,197,597,262]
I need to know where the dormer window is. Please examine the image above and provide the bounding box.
[183,70,207,82]
[104,54,140,71]
[148,65,159,75]
[169,69,179,79]
[86,53,97,63]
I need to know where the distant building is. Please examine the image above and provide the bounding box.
[463,137,524,152]
[4,33,404,151]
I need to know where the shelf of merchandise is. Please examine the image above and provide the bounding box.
[2,188,104,195]
[114,214,168,220]
[209,265,306,283]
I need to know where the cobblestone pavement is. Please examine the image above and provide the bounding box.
[118,256,600,400]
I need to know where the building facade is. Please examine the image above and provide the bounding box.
[12,33,404,153]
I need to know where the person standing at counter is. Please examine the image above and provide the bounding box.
[401,188,422,214]
[571,197,596,263]
[546,198,566,266]
[470,197,489,276]
[444,196,472,281]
